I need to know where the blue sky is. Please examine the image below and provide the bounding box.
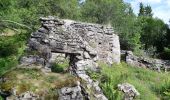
[123,0,170,23]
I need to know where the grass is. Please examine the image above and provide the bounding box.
[0,68,78,99]
[0,29,16,36]
[88,62,170,100]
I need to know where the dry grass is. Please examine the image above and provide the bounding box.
[0,68,78,96]
[0,29,16,36]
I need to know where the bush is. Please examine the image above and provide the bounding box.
[0,30,28,76]
[51,61,69,73]
[0,57,18,76]
[0,37,18,57]
[159,48,170,60]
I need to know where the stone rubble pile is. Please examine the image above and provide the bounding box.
[122,51,170,72]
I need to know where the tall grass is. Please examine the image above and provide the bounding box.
[88,62,170,100]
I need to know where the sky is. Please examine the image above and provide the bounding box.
[123,0,170,24]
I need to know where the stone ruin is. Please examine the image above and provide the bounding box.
[20,16,121,100]
[122,51,170,72]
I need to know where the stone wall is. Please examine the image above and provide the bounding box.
[29,16,120,65]
[22,16,121,100]
[122,51,170,72]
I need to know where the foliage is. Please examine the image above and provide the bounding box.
[0,1,170,99]
[80,0,141,51]
[0,37,18,57]
[88,62,170,100]
[0,31,27,76]
[137,3,170,58]
[51,60,69,73]
[139,17,167,51]
[159,48,170,60]
[0,0,170,55]
[138,2,153,17]
[0,56,18,76]
[1,0,169,57]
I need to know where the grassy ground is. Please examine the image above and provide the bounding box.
[0,68,78,99]
[88,62,170,100]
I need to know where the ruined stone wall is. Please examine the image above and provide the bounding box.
[29,16,120,65]
[25,16,121,100]
[122,51,170,72]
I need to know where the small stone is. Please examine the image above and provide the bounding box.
[84,52,91,59]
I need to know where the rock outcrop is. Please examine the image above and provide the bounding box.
[118,83,140,100]
[20,55,45,66]
[122,51,170,72]
[20,16,121,100]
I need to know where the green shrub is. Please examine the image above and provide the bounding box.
[51,63,65,73]
[0,57,18,76]
[0,37,18,57]
[0,31,28,76]
[159,47,170,60]
[51,60,69,73]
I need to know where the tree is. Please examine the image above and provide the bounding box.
[145,5,153,17]
[139,17,167,53]
[138,2,145,16]
[138,3,153,17]
[80,0,141,51]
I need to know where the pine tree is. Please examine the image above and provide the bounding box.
[138,2,145,16]
[145,5,153,17]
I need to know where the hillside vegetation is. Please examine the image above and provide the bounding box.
[1,0,170,99]
[88,62,170,100]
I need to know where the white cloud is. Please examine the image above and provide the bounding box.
[165,0,170,6]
